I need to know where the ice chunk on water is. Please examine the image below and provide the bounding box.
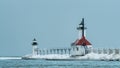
[0,57,21,60]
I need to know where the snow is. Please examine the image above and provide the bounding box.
[23,54,70,59]
[22,53,120,61]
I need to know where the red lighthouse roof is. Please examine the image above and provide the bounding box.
[75,36,91,45]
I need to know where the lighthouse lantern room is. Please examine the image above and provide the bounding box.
[71,18,92,56]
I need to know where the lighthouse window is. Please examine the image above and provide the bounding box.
[76,47,79,51]
[73,48,75,51]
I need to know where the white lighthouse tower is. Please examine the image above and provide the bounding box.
[71,18,92,56]
[32,38,38,56]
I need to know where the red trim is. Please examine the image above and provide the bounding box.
[74,36,91,45]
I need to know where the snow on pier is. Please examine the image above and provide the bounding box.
[22,48,120,61]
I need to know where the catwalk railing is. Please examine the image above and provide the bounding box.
[37,48,71,55]
[36,48,120,55]
[89,48,120,54]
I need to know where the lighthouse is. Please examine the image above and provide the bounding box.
[32,38,38,56]
[71,18,92,56]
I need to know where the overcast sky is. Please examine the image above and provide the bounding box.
[0,0,120,56]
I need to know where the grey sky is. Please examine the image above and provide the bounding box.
[0,0,120,56]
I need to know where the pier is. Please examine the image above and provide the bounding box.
[22,18,120,60]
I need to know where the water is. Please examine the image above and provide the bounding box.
[0,58,120,68]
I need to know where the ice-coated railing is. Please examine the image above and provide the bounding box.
[88,48,120,55]
[36,48,120,55]
[37,48,71,55]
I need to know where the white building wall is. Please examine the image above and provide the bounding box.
[71,45,85,56]
[32,46,38,56]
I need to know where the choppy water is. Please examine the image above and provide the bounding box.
[0,58,120,68]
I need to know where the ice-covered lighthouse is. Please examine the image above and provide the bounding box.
[71,18,92,56]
